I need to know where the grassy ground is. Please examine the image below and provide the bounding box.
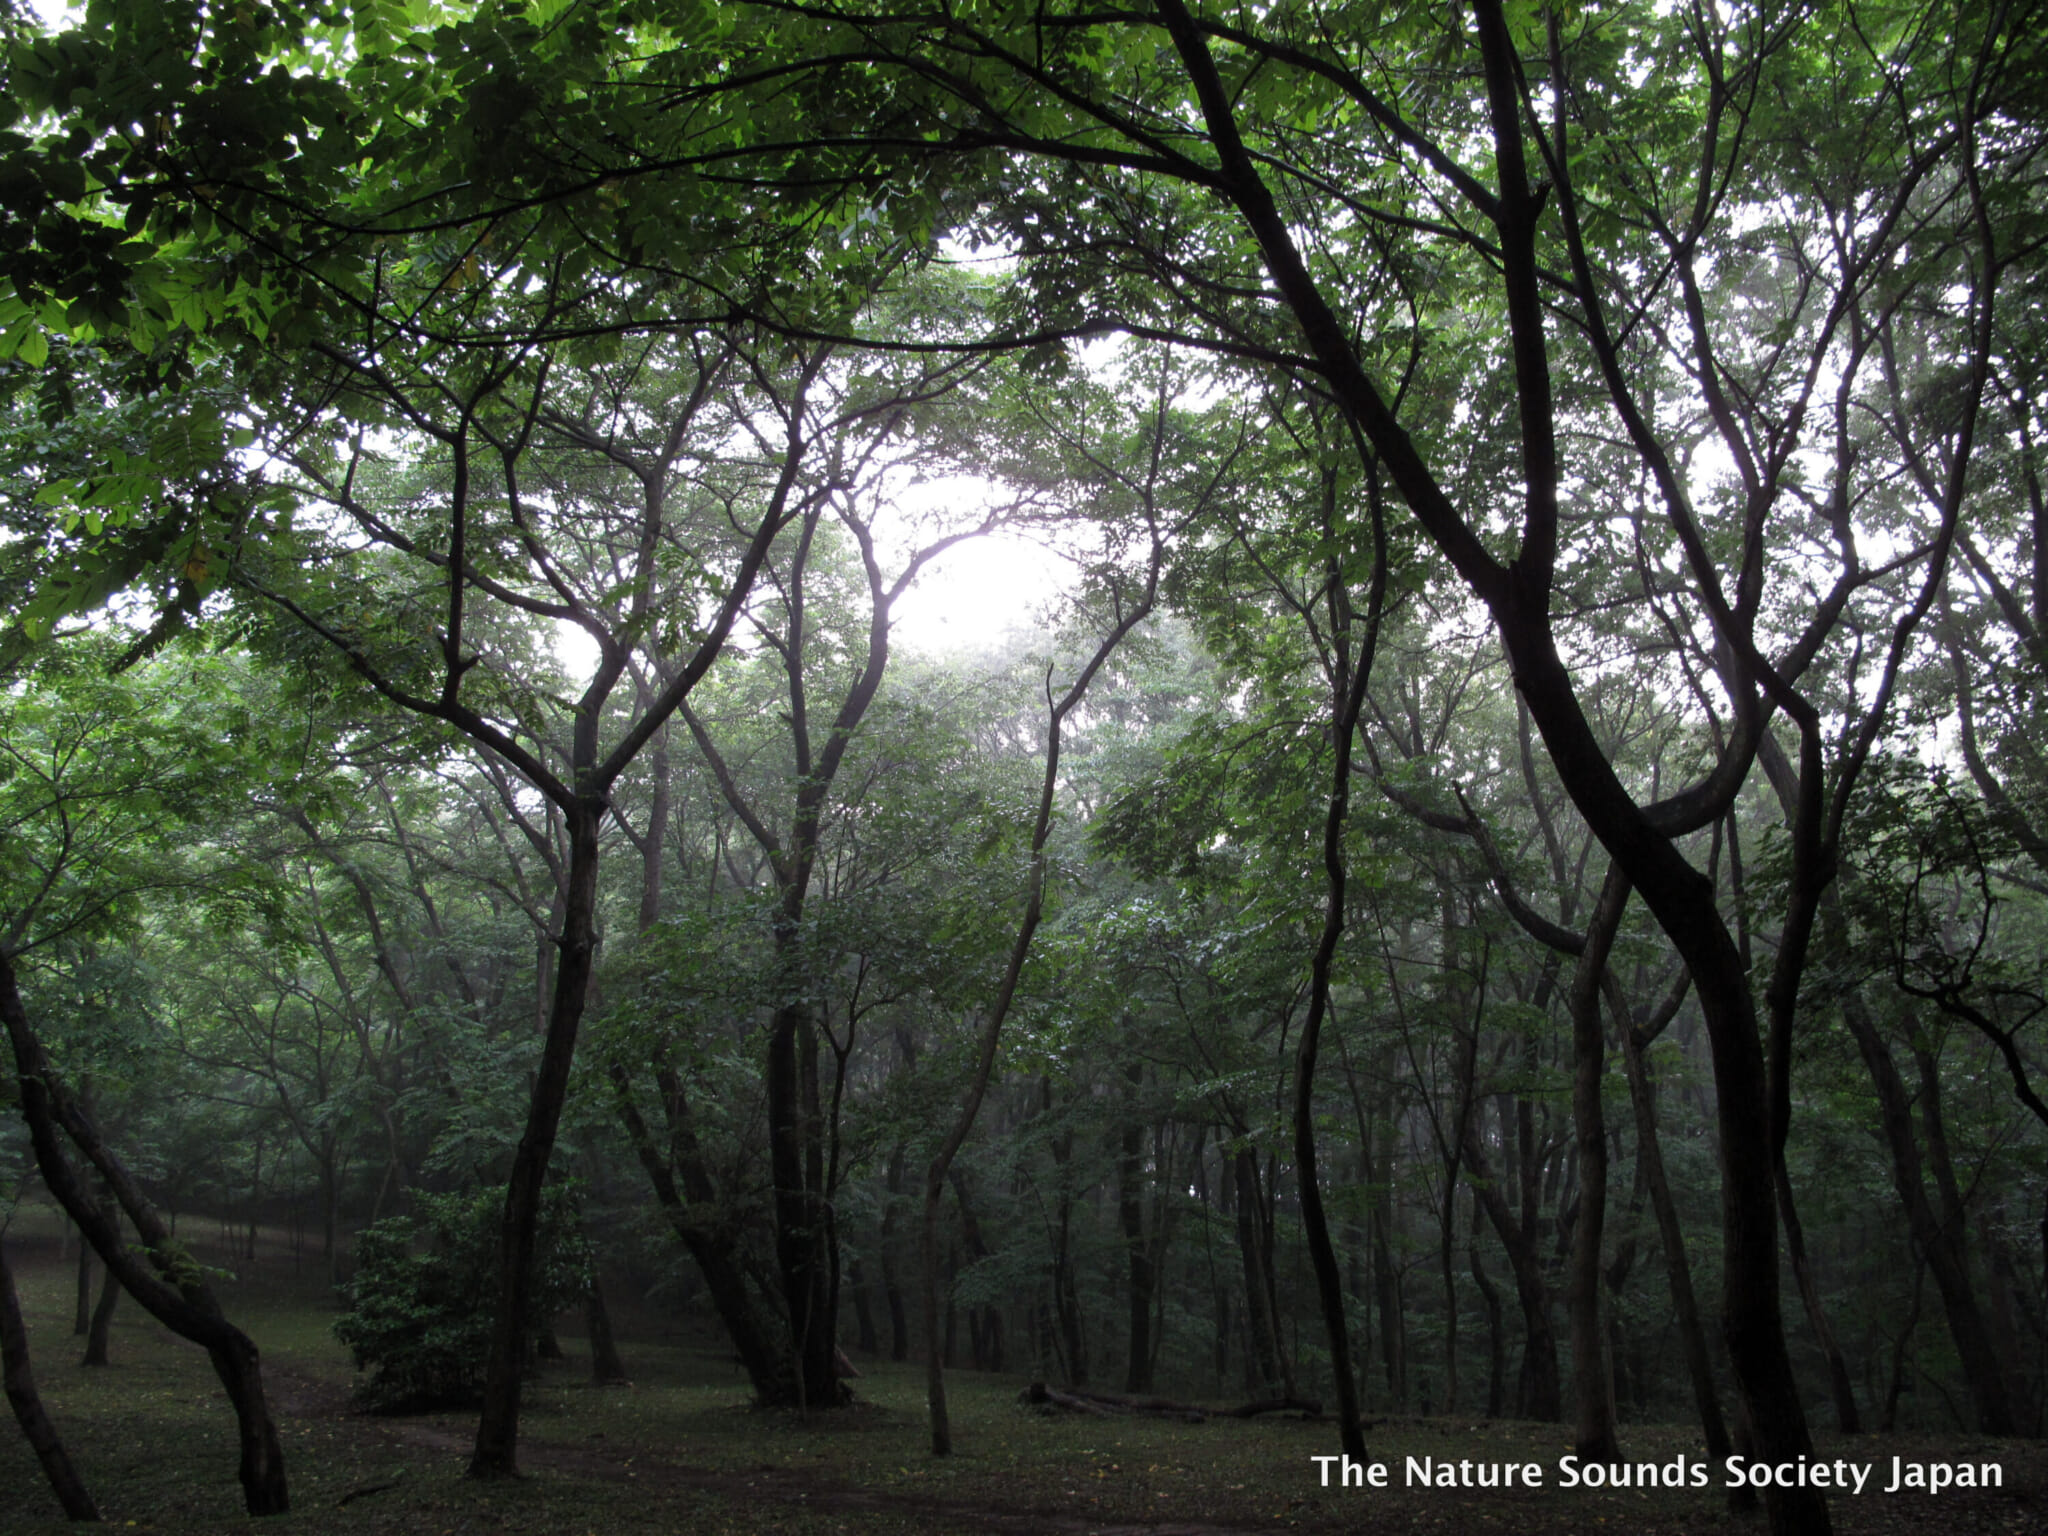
[2,1210,2043,1534]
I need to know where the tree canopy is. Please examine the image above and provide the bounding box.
[2,3,2045,1534]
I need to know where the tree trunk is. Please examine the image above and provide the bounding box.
[1836,977,2014,1433]
[1774,1170,1860,1433]
[80,1257,118,1369]
[1466,1112,1561,1422]
[1287,460,1382,1459]
[1153,0,1826,1515]
[1367,1121,1404,1407]
[1,1240,101,1522]
[585,1275,629,1386]
[1470,1205,1507,1419]
[610,1062,789,1401]
[848,1258,878,1357]
[1118,1066,1155,1394]
[1618,1018,1732,1463]
[768,990,839,1410]
[1233,1148,1282,1394]
[920,575,1157,1453]
[1566,866,1626,1461]
[318,1147,339,1288]
[882,1148,909,1363]
[472,798,604,1477]
[3,952,287,1516]
[72,1239,90,1339]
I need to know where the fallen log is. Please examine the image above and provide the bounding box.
[1018,1382,1321,1421]
[1223,1396,1324,1418]
[1020,1383,1123,1417]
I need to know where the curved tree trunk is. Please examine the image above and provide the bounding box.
[4,953,288,1515]
[1833,964,2015,1433]
[585,1275,629,1386]
[922,552,1160,1454]
[471,797,602,1477]
[1288,452,1387,1459]
[1466,1120,1561,1422]
[1566,866,1628,1462]
[1,1239,101,1522]
[80,1258,118,1369]
[72,1237,90,1338]
[610,1062,789,1401]
[1615,1019,1732,1461]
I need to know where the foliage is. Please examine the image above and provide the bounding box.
[333,1186,590,1413]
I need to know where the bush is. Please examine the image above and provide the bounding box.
[334,1186,590,1413]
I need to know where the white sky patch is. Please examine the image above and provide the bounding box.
[888,523,1069,654]
[549,474,1073,685]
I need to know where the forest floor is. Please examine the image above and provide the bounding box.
[2,1210,2044,1535]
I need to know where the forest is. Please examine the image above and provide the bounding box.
[1,1,2045,1534]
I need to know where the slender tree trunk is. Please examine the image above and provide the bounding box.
[4,953,288,1516]
[1368,1119,1404,1407]
[1233,1148,1282,1393]
[471,798,603,1478]
[1,1241,101,1522]
[1618,1018,1732,1463]
[920,564,1157,1453]
[80,1260,117,1369]
[949,1170,997,1371]
[72,1239,90,1339]
[768,992,838,1409]
[1289,458,1384,1459]
[1467,1122,1562,1422]
[1567,866,1627,1461]
[1836,978,2014,1433]
[1118,1066,1156,1394]
[1774,1172,1860,1433]
[1054,1193,1087,1387]
[848,1258,878,1357]
[1882,1255,1928,1433]
[585,1275,629,1386]
[882,1149,909,1363]
[318,1148,339,1288]
[610,1063,788,1400]
[1470,1203,1507,1419]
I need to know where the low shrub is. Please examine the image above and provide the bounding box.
[334,1185,590,1412]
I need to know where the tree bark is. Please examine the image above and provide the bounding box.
[4,952,288,1515]
[1465,1113,1561,1422]
[72,1238,90,1338]
[471,797,603,1477]
[1833,964,2014,1433]
[1,1239,101,1522]
[611,1062,788,1400]
[1617,1015,1732,1463]
[1233,1148,1282,1394]
[922,557,1159,1453]
[1566,866,1627,1461]
[585,1274,629,1386]
[1117,1065,1155,1394]
[80,1256,117,1369]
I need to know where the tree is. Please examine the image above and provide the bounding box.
[736,3,2041,1523]
[0,647,294,1514]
